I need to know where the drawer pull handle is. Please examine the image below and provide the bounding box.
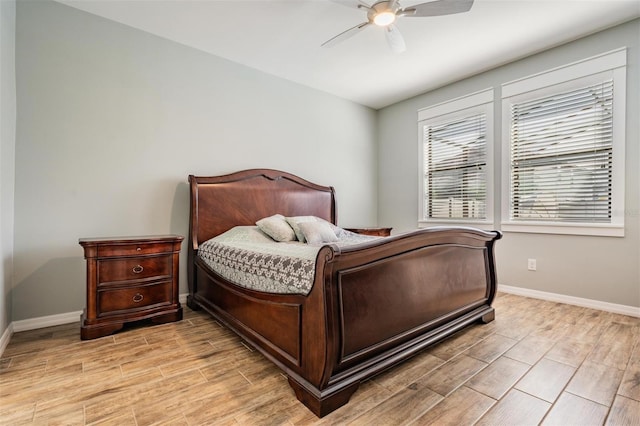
[132,265,144,274]
[136,247,141,251]
[132,293,144,303]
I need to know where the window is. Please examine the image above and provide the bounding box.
[418,89,493,226]
[510,81,613,223]
[502,49,626,236]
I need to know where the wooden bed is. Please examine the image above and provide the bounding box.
[187,169,502,417]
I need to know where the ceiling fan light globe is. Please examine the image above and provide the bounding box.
[373,11,396,26]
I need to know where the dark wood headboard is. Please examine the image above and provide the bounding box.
[188,169,336,250]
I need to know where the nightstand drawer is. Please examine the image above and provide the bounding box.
[98,255,171,284]
[97,242,175,257]
[98,281,172,316]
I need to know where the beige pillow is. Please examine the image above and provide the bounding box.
[285,216,318,243]
[286,215,343,242]
[298,221,338,245]
[256,214,296,242]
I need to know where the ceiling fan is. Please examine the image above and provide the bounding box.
[322,0,474,53]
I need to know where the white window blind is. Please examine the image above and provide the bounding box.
[509,80,613,223]
[424,113,487,220]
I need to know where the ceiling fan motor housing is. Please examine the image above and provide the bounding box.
[367,1,398,26]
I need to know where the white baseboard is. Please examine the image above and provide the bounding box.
[0,323,14,358]
[12,310,83,333]
[499,284,640,318]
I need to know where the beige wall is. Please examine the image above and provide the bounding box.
[378,19,640,307]
[1,0,16,336]
[13,0,378,321]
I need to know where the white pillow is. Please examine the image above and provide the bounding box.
[285,216,319,243]
[256,214,296,242]
[298,221,338,245]
[286,215,343,242]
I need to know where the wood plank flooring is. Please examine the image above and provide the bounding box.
[1,292,639,425]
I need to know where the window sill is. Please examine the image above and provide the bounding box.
[501,222,624,237]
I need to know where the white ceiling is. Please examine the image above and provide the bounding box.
[57,0,640,109]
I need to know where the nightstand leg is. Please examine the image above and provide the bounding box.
[80,311,124,340]
[150,307,183,324]
[186,295,201,311]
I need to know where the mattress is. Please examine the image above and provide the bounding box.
[197,226,378,295]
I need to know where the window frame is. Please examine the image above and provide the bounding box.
[418,89,494,228]
[501,48,626,237]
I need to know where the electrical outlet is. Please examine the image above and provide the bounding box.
[527,259,537,271]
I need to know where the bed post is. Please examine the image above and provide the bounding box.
[485,230,502,309]
[287,377,360,418]
[186,175,201,311]
[480,309,495,323]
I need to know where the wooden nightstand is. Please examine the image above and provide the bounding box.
[345,227,393,237]
[79,235,183,340]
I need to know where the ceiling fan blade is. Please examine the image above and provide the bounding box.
[384,24,406,53]
[322,22,371,48]
[402,0,474,17]
[388,0,400,11]
[330,0,372,11]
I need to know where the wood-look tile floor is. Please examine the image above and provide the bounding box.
[1,293,639,425]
